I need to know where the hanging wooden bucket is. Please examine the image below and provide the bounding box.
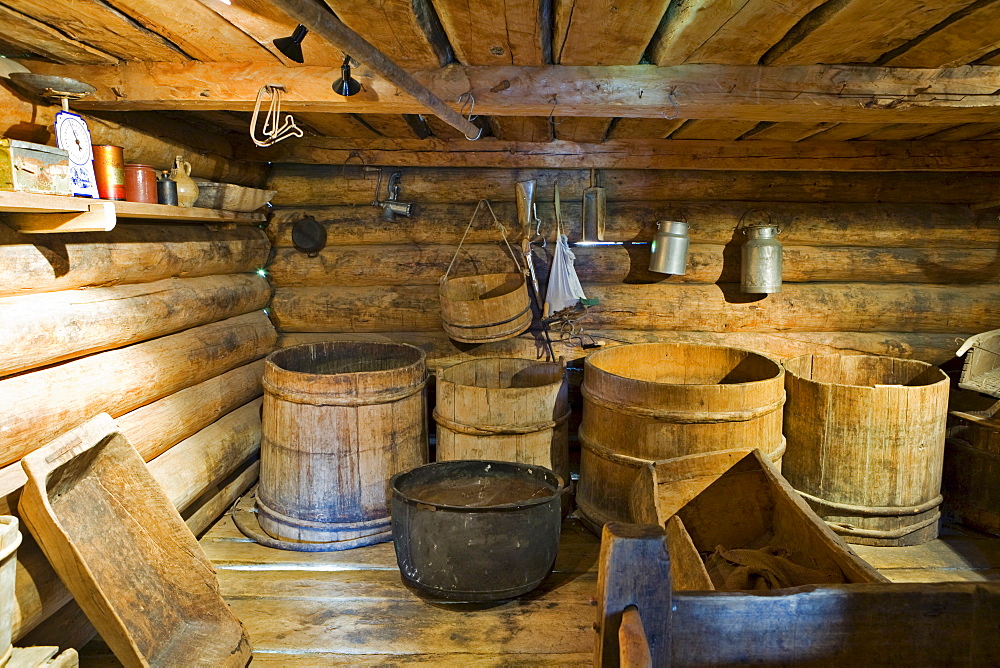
[783,354,949,547]
[257,341,428,549]
[0,516,21,666]
[434,357,569,482]
[439,272,532,343]
[578,342,785,532]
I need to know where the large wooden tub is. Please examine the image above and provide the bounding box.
[434,357,569,482]
[258,341,428,549]
[783,354,949,546]
[577,343,785,531]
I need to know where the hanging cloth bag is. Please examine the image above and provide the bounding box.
[439,200,533,343]
[543,184,588,318]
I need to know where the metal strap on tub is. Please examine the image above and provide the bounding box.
[794,489,944,518]
[442,304,532,329]
[825,513,941,540]
[433,409,570,436]
[581,386,785,423]
[580,434,786,469]
[262,375,427,406]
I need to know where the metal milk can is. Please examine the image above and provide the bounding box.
[649,220,690,275]
[740,218,782,294]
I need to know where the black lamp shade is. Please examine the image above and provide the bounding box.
[273,24,307,64]
[333,55,361,97]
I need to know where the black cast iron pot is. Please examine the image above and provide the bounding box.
[390,460,565,601]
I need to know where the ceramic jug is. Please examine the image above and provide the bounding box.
[169,156,199,207]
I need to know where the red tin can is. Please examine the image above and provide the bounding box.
[124,163,158,203]
[93,145,126,200]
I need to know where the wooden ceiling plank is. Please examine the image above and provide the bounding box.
[554,117,613,143]
[178,111,255,133]
[851,123,958,141]
[921,123,1000,141]
[883,1,1000,67]
[554,0,671,65]
[649,0,827,65]
[32,62,1000,124]
[804,123,892,141]
[356,114,423,139]
[239,136,1000,172]
[422,115,466,139]
[1,0,186,62]
[769,0,979,65]
[192,0,346,65]
[490,116,551,142]
[430,0,547,66]
[295,112,379,138]
[0,4,117,64]
[741,122,837,141]
[324,0,450,69]
[101,0,278,63]
[607,118,686,140]
[670,120,760,141]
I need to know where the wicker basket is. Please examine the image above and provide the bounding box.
[958,329,1000,398]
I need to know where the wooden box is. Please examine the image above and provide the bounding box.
[0,139,71,195]
[631,449,885,590]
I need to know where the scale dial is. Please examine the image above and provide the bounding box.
[55,111,93,164]
[54,111,99,198]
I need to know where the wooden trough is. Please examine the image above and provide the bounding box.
[596,522,1000,667]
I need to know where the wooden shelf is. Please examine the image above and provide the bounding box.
[0,191,266,233]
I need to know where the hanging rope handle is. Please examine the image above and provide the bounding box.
[737,209,778,234]
[442,199,523,282]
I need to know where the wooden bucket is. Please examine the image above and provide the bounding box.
[434,358,569,481]
[783,354,949,547]
[0,515,21,666]
[439,272,532,343]
[258,341,428,548]
[578,342,785,531]
[944,422,1000,536]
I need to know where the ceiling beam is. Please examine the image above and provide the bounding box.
[28,62,1000,124]
[236,137,1000,171]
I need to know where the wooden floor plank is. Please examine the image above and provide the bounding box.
[227,597,595,655]
[247,651,593,666]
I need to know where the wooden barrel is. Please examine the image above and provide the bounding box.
[434,358,569,481]
[258,341,428,547]
[783,354,949,547]
[944,416,1000,536]
[439,272,532,343]
[578,343,785,531]
[0,515,21,666]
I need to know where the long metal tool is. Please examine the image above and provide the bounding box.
[515,179,543,307]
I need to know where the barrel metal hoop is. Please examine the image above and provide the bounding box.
[443,304,531,329]
[825,513,941,540]
[256,497,392,531]
[795,489,944,517]
[433,409,570,436]
[263,375,427,406]
[578,434,784,468]
[582,386,785,423]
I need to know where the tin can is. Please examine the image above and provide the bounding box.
[124,163,158,203]
[93,145,126,200]
[157,174,178,206]
[741,224,783,294]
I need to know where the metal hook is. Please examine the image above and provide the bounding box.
[547,95,565,129]
[457,91,483,140]
[660,88,680,121]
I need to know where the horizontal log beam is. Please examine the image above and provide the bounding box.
[279,331,968,368]
[245,137,1000,171]
[268,202,993,248]
[30,62,1000,123]
[0,311,276,468]
[270,283,1000,334]
[0,274,271,378]
[0,225,269,299]
[268,166,1000,205]
[267,243,1000,287]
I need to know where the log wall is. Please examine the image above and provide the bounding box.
[0,220,275,645]
[266,165,1000,369]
